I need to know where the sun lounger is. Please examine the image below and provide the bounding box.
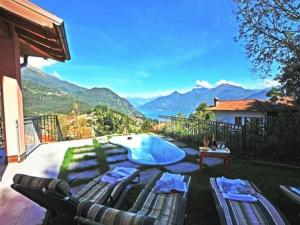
[75,172,191,225]
[280,185,300,206]
[11,167,140,222]
[210,177,290,225]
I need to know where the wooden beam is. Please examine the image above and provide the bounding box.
[19,35,64,58]
[0,9,57,39]
[0,20,10,38]
[18,37,54,59]
[16,27,61,50]
[18,37,65,61]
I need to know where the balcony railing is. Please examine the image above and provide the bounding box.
[24,115,64,155]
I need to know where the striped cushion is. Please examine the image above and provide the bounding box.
[13,174,70,195]
[280,185,300,205]
[77,201,157,225]
[74,178,113,204]
[74,169,139,204]
[76,172,190,225]
[129,172,189,225]
[210,178,289,225]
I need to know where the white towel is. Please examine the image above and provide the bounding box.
[155,172,186,193]
[160,172,184,182]
[216,177,246,193]
[223,192,258,202]
[216,177,258,202]
[101,167,137,184]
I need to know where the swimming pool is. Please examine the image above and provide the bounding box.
[109,134,186,166]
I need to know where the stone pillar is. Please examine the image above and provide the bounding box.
[0,22,26,163]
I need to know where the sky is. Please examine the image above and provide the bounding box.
[31,0,278,98]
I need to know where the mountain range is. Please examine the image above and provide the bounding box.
[21,66,270,119]
[126,96,159,107]
[137,84,270,118]
[21,67,142,117]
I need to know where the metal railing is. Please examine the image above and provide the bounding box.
[159,116,243,158]
[24,115,64,154]
[243,116,300,165]
[159,115,300,165]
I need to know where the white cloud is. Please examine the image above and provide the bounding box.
[51,71,60,78]
[215,79,242,87]
[196,80,212,88]
[262,79,279,88]
[27,56,57,69]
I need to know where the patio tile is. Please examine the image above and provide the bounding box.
[101,143,117,149]
[68,159,98,170]
[73,152,97,160]
[68,168,100,180]
[164,162,199,174]
[14,202,45,225]
[0,138,93,225]
[139,168,161,185]
[105,148,127,155]
[182,148,199,156]
[106,154,127,163]
[73,146,94,153]
[109,160,142,169]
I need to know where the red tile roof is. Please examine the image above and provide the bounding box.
[208,98,296,112]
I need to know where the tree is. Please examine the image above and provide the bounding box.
[190,103,215,121]
[276,60,300,102]
[267,86,283,98]
[141,120,153,132]
[234,0,300,77]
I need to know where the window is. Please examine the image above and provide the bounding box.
[235,116,242,125]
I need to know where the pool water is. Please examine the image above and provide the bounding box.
[109,134,186,166]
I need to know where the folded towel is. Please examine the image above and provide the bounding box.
[217,177,245,191]
[160,172,184,182]
[113,167,137,177]
[290,187,300,195]
[155,172,186,193]
[216,177,255,195]
[101,167,137,184]
[216,177,258,202]
[223,192,258,202]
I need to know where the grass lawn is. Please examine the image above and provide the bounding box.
[58,137,300,225]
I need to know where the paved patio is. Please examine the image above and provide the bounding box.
[0,139,93,225]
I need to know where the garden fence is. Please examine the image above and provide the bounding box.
[159,115,300,166]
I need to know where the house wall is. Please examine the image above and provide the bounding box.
[0,24,26,163]
[213,111,266,124]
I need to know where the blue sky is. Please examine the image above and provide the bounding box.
[31,0,277,97]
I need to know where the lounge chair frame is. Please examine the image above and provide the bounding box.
[209,177,290,225]
[11,170,140,224]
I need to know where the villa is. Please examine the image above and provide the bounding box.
[209,97,298,125]
[0,1,300,225]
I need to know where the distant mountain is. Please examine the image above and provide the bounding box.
[21,67,143,117]
[247,88,270,100]
[138,84,269,118]
[127,96,158,107]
